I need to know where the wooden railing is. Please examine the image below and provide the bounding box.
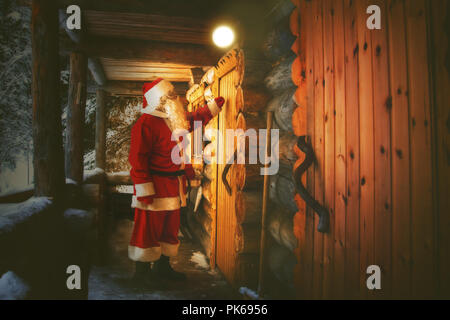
[0,187,34,204]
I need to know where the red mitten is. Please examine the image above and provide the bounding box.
[184,164,195,180]
[137,195,154,205]
[214,97,225,109]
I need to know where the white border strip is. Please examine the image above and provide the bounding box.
[135,182,156,197]
[207,100,221,117]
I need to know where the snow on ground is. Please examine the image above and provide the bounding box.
[88,241,238,300]
[0,197,51,234]
[239,287,260,300]
[190,251,210,270]
[88,266,177,300]
[0,271,29,300]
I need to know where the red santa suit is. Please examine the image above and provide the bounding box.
[128,78,223,262]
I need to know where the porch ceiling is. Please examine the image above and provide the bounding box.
[84,10,211,45]
[83,10,215,84]
[53,0,276,86]
[100,58,193,82]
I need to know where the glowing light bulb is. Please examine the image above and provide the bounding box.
[212,26,235,48]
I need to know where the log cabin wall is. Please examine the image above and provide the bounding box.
[261,0,300,296]
[186,85,216,262]
[186,49,271,289]
[290,0,450,299]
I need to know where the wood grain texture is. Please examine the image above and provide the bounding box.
[428,0,450,299]
[61,36,221,67]
[371,0,393,299]
[321,0,336,299]
[289,0,445,299]
[405,0,435,299]
[32,0,65,198]
[387,0,412,299]
[343,0,361,300]
[65,52,88,184]
[332,0,346,299]
[95,89,107,169]
[301,0,316,299]
[312,0,325,300]
[84,10,210,45]
[356,0,375,299]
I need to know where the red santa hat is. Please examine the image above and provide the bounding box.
[142,78,175,112]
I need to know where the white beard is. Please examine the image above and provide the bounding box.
[160,97,189,132]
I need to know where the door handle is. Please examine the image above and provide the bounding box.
[221,151,237,196]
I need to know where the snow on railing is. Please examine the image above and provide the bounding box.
[0,185,34,198]
[0,185,34,205]
[83,167,105,182]
[0,197,52,235]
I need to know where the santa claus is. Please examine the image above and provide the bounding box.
[128,78,224,286]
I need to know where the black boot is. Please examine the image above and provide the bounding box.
[133,261,151,283]
[133,261,164,288]
[154,255,187,281]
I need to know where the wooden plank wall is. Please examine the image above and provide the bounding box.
[216,69,239,285]
[290,0,450,299]
[428,0,450,299]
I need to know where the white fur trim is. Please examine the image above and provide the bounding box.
[202,67,215,85]
[135,182,156,197]
[143,80,174,112]
[207,100,221,117]
[160,242,180,257]
[132,195,181,211]
[204,86,214,102]
[128,245,161,262]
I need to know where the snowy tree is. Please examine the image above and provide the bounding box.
[105,96,142,172]
[0,1,32,170]
[0,0,71,193]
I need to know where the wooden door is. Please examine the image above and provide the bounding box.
[216,68,239,285]
[186,48,262,289]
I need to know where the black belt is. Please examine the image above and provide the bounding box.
[149,169,185,177]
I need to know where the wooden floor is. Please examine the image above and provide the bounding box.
[88,236,239,300]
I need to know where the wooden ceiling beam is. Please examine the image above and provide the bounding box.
[88,81,189,96]
[84,10,211,44]
[56,0,221,19]
[61,36,221,67]
[58,9,107,85]
[106,74,192,82]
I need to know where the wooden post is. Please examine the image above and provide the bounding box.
[31,0,65,197]
[95,89,107,263]
[95,89,107,169]
[258,111,273,295]
[65,52,88,184]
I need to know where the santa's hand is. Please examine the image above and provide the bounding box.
[215,97,225,109]
[137,195,154,205]
[185,165,196,180]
